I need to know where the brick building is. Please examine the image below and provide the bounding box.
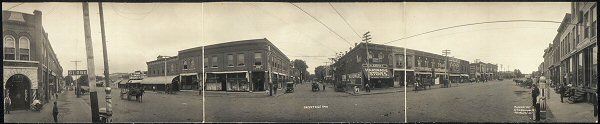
[332,42,472,90]
[144,38,292,92]
[3,10,64,110]
[542,2,596,103]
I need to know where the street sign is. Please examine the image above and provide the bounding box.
[68,70,88,75]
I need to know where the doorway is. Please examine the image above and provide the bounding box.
[251,72,265,91]
[6,74,32,110]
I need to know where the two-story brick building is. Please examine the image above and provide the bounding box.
[332,42,472,90]
[3,10,64,110]
[144,38,292,92]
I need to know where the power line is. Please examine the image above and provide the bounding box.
[329,3,361,40]
[250,3,339,53]
[290,3,352,46]
[5,3,24,11]
[109,3,157,21]
[383,20,568,44]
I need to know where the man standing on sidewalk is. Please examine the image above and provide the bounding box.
[531,84,540,121]
[52,101,59,123]
[558,84,565,103]
[4,92,11,114]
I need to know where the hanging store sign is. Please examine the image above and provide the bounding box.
[347,73,361,79]
[68,70,87,75]
[365,68,391,78]
[362,64,388,68]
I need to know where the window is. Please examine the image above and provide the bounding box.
[18,36,30,61]
[591,5,597,37]
[204,57,208,68]
[237,53,245,66]
[183,60,189,69]
[584,11,590,38]
[227,54,234,67]
[3,35,16,60]
[190,59,195,69]
[254,52,262,66]
[212,56,218,68]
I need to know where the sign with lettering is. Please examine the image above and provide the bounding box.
[362,64,388,68]
[68,70,87,75]
[365,68,391,78]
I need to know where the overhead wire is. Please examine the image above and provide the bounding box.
[250,3,339,55]
[329,2,362,40]
[290,3,353,46]
[383,19,566,44]
[4,3,24,11]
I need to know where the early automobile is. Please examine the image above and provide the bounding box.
[285,82,294,93]
[311,82,320,92]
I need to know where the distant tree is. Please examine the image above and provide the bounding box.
[65,75,74,86]
[514,69,523,78]
[292,59,309,81]
[314,66,327,82]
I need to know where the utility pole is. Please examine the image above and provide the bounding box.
[442,49,451,87]
[363,31,372,88]
[71,60,81,98]
[98,2,112,121]
[82,2,99,123]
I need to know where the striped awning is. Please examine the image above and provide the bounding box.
[140,75,178,85]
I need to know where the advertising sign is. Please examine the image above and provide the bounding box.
[68,70,88,75]
[365,68,391,78]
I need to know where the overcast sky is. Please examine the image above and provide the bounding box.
[2,2,570,76]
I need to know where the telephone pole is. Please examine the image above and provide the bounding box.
[98,2,113,121]
[442,49,451,87]
[82,2,99,123]
[71,60,81,98]
[363,31,372,88]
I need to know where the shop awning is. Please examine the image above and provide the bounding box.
[118,79,129,85]
[129,79,143,84]
[140,75,178,85]
[449,74,461,77]
[460,74,469,77]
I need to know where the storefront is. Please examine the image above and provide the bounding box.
[179,73,198,90]
[363,68,393,88]
[392,69,415,87]
[205,71,251,92]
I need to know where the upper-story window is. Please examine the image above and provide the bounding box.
[212,56,218,68]
[183,60,189,70]
[18,36,30,61]
[591,5,597,38]
[227,54,234,67]
[190,58,195,69]
[254,52,262,66]
[3,35,16,60]
[204,57,208,68]
[237,53,245,66]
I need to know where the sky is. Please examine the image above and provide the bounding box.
[2,2,571,76]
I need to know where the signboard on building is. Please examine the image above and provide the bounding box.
[362,64,388,68]
[365,68,391,78]
[68,70,87,75]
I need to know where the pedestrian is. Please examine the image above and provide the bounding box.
[558,84,565,103]
[322,83,326,92]
[52,101,59,123]
[365,83,371,92]
[4,92,11,114]
[532,84,540,107]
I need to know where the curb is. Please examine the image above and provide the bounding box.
[347,90,403,96]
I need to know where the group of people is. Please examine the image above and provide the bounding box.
[4,90,60,123]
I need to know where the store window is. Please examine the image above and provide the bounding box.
[4,35,16,60]
[254,52,262,66]
[237,53,245,66]
[18,36,30,61]
[227,54,234,67]
[190,59,195,69]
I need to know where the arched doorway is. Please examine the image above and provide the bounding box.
[6,74,32,110]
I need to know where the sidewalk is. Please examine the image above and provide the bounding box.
[543,89,597,122]
[4,91,92,123]
[203,90,286,98]
[346,82,478,96]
